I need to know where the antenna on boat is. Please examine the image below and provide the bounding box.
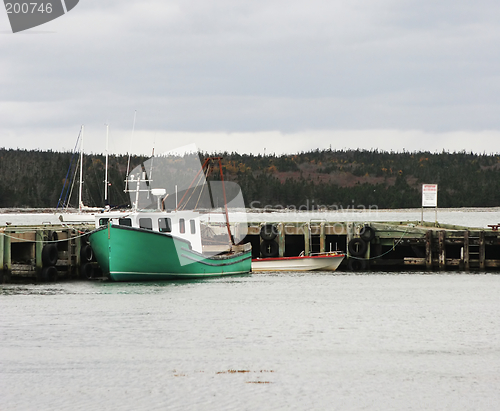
[125,110,137,192]
[78,125,84,213]
[147,140,155,200]
[104,123,109,207]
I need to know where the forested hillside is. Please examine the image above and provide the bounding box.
[1,148,500,209]
[0,149,148,208]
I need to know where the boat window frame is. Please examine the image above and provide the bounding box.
[99,218,109,226]
[119,218,132,227]
[179,218,185,234]
[139,218,153,230]
[158,217,172,233]
[190,219,196,234]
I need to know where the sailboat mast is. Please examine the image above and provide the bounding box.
[78,125,84,213]
[125,110,137,192]
[105,124,109,205]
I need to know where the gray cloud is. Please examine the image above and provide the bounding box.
[1,0,500,153]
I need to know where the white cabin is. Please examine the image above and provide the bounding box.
[96,210,203,253]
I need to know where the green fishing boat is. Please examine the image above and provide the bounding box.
[89,211,251,281]
[88,155,251,281]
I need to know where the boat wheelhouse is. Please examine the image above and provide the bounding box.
[96,210,204,253]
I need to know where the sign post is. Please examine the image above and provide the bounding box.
[421,184,438,225]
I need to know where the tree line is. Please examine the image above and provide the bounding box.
[1,147,500,209]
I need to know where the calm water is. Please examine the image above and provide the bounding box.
[1,273,500,410]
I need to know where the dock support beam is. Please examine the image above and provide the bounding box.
[319,222,325,254]
[438,230,446,270]
[35,231,43,273]
[464,231,470,271]
[0,231,3,268]
[479,231,486,270]
[278,223,285,258]
[425,230,432,270]
[3,231,11,278]
[304,223,310,256]
[0,231,4,281]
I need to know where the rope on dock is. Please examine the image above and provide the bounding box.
[349,226,410,261]
[0,225,97,243]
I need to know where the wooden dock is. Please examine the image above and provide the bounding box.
[2,217,500,282]
[244,220,500,271]
[0,222,97,283]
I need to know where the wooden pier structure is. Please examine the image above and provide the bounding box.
[2,217,500,282]
[0,221,97,283]
[244,220,500,272]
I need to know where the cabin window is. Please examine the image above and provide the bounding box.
[99,218,109,226]
[139,218,153,230]
[190,219,196,234]
[119,218,132,227]
[179,218,185,234]
[159,218,171,233]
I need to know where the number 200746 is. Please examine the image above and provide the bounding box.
[5,3,53,14]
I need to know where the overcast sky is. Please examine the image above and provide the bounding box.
[1,0,500,155]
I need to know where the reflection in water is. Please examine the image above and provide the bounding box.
[1,273,499,411]
[0,273,254,295]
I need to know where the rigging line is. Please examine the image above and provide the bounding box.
[193,165,212,209]
[178,177,199,210]
[181,162,210,210]
[176,158,210,210]
[57,127,82,209]
[107,156,127,205]
[89,156,104,206]
[65,155,80,211]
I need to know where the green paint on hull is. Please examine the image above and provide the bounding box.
[89,225,251,281]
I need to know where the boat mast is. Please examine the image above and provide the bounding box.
[104,123,109,206]
[78,125,84,213]
[125,110,137,192]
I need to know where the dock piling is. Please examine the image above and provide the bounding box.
[303,223,310,256]
[479,231,486,270]
[35,230,43,272]
[278,223,285,258]
[425,230,433,270]
[438,230,446,270]
[464,230,470,271]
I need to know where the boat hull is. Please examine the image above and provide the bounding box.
[89,225,251,281]
[251,254,345,272]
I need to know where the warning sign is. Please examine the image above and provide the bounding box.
[422,184,438,207]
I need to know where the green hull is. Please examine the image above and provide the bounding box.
[89,225,251,281]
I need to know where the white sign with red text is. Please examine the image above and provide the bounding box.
[422,184,438,207]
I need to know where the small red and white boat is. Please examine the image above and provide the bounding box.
[251,252,345,272]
